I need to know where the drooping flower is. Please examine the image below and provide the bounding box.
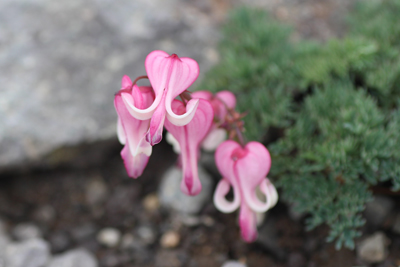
[114,75,154,178]
[164,99,214,196]
[213,140,278,242]
[121,51,200,146]
[191,90,236,151]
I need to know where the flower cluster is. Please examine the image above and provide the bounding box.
[114,50,278,242]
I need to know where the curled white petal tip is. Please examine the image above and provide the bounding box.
[121,92,161,121]
[166,98,199,126]
[213,179,241,213]
[265,178,279,208]
[245,179,279,213]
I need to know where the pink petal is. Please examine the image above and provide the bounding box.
[121,145,150,179]
[216,90,236,109]
[239,203,258,243]
[191,90,213,100]
[213,178,241,213]
[115,84,154,178]
[215,140,241,188]
[146,90,167,145]
[235,142,272,212]
[165,99,214,196]
[145,51,199,97]
[115,93,152,157]
[117,117,126,145]
[146,50,200,126]
[121,75,132,90]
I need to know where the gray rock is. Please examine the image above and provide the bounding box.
[13,223,41,241]
[96,228,121,247]
[221,261,247,267]
[0,0,220,169]
[47,248,98,267]
[0,235,10,267]
[158,166,213,214]
[357,232,389,264]
[364,196,394,227]
[5,238,50,267]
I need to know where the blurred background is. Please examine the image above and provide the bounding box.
[3,0,394,267]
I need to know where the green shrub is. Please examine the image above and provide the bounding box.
[198,0,400,249]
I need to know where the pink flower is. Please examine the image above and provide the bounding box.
[114,75,154,178]
[164,99,214,196]
[192,90,236,151]
[213,140,278,242]
[121,51,200,145]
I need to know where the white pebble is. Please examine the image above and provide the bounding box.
[97,228,121,247]
[160,231,180,248]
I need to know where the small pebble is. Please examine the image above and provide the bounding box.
[143,194,160,212]
[357,232,389,263]
[97,228,121,247]
[13,223,41,241]
[137,226,155,245]
[160,231,180,248]
[221,261,247,267]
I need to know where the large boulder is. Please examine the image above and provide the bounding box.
[0,0,221,169]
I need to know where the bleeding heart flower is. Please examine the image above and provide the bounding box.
[164,99,214,196]
[115,75,154,178]
[192,90,236,151]
[121,51,200,145]
[213,140,278,242]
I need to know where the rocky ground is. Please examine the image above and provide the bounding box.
[1,139,400,267]
[1,0,400,266]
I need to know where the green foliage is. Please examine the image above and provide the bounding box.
[198,0,400,249]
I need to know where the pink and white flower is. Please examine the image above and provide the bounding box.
[164,99,214,196]
[192,90,236,151]
[213,140,278,242]
[121,51,200,145]
[114,75,154,178]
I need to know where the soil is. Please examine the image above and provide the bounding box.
[1,139,400,267]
